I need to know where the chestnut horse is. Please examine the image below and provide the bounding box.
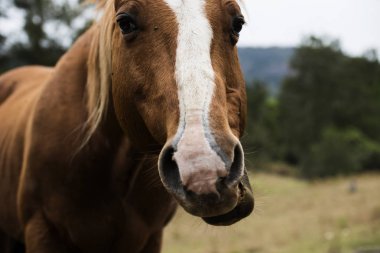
[0,0,254,252]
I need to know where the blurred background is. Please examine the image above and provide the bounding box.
[0,0,379,252]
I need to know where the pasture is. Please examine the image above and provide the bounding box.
[163,172,380,253]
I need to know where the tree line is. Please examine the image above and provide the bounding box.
[245,37,380,178]
[0,0,89,72]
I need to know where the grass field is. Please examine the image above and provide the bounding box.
[162,172,380,253]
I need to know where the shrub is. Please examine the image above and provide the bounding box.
[301,127,380,178]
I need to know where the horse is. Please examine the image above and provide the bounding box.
[0,0,254,252]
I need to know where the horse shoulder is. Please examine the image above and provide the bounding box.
[0,66,52,105]
[0,66,52,239]
[15,30,130,251]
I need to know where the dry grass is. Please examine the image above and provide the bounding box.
[162,172,380,253]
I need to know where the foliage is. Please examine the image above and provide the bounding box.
[274,37,380,177]
[301,127,380,178]
[0,0,91,72]
[243,37,380,178]
[244,81,281,165]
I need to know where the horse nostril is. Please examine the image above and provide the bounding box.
[158,146,182,191]
[225,144,244,186]
[159,143,244,195]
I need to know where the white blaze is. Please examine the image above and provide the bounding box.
[164,0,227,194]
[164,0,215,125]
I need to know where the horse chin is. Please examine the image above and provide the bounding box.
[202,182,254,226]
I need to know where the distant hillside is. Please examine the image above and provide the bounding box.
[238,47,294,94]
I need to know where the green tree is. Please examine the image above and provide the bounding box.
[0,0,91,72]
[278,37,345,163]
[278,36,380,176]
[244,81,280,165]
[302,127,380,178]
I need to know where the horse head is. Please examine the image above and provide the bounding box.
[109,0,253,226]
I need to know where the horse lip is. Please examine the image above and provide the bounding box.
[173,186,239,218]
[201,182,254,226]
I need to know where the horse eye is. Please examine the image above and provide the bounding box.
[116,13,138,35]
[232,15,245,35]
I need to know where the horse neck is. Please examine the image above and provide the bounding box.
[47,27,123,158]
[49,27,175,220]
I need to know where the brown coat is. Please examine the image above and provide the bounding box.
[0,29,176,253]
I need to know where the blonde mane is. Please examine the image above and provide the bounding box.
[83,0,114,146]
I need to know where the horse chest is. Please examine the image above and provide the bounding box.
[34,153,176,253]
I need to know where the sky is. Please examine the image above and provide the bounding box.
[1,0,379,56]
[238,0,380,56]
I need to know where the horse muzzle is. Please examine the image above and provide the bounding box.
[158,140,254,226]
[202,171,254,226]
